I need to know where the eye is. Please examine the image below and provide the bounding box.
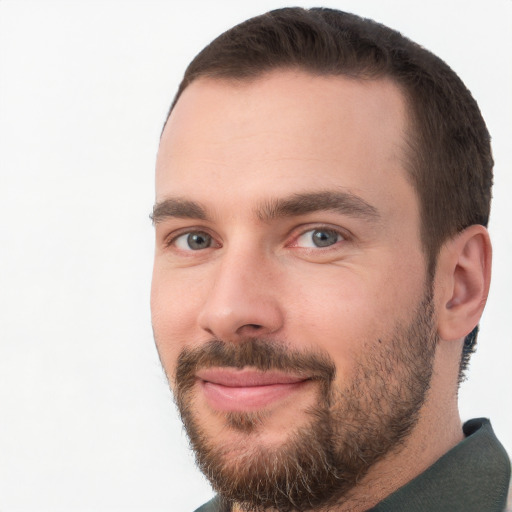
[173,231,214,251]
[294,228,343,248]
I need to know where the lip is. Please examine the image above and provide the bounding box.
[196,368,310,412]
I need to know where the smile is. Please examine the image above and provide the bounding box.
[196,368,311,412]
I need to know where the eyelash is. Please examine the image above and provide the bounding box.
[163,224,350,252]
[288,225,349,250]
[164,228,218,249]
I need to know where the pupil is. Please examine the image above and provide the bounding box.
[313,230,338,247]
[187,232,211,250]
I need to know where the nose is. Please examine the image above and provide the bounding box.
[197,249,284,341]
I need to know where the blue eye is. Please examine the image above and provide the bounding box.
[174,231,213,250]
[295,229,342,248]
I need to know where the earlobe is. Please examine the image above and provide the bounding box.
[436,225,492,341]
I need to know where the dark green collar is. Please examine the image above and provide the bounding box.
[194,418,510,512]
[369,418,510,512]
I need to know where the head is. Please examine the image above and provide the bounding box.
[151,7,492,511]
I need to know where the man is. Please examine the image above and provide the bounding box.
[150,7,510,512]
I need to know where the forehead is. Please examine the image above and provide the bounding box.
[156,70,416,222]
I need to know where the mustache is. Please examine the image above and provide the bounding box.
[175,338,336,393]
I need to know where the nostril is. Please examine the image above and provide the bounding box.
[247,324,262,330]
[233,323,264,338]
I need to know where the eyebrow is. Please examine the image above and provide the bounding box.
[151,190,380,225]
[256,191,380,222]
[151,198,208,224]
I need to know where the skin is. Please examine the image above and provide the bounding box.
[151,70,491,511]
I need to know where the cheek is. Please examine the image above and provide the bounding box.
[286,280,373,376]
[150,266,205,377]
[285,262,424,375]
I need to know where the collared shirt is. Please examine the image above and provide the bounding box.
[194,418,511,512]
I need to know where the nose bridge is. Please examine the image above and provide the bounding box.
[198,240,284,340]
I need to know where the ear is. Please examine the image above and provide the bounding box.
[435,225,492,341]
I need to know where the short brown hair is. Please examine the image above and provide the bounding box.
[165,7,493,379]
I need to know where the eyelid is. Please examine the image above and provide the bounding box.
[160,223,351,251]
[163,226,221,250]
[287,224,351,248]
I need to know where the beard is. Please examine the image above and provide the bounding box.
[171,292,437,512]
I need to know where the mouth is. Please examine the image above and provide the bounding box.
[196,368,311,412]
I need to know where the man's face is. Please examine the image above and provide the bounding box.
[151,71,436,509]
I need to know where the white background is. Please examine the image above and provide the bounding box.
[0,1,510,511]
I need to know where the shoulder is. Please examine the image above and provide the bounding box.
[193,496,225,512]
